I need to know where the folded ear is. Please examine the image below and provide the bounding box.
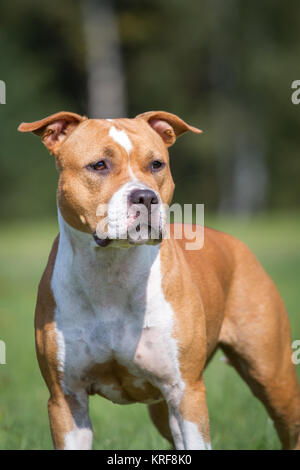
[136,110,202,146]
[18,111,86,154]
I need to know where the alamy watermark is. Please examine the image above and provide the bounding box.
[0,80,6,104]
[291,80,300,104]
[0,340,6,364]
[95,203,205,250]
[292,339,300,365]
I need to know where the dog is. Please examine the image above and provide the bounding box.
[18,110,300,450]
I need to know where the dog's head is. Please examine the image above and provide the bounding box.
[18,111,201,247]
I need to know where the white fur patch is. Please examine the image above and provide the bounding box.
[109,125,132,155]
[55,326,66,376]
[182,420,212,450]
[108,124,137,179]
[64,426,93,450]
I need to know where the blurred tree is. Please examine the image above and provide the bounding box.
[82,0,127,118]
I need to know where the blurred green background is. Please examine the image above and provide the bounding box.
[0,0,299,450]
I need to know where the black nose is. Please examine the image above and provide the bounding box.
[129,189,159,211]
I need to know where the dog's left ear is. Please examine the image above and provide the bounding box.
[136,111,202,147]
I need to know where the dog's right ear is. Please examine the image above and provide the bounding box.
[18,111,86,155]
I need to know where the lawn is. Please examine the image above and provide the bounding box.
[0,213,299,450]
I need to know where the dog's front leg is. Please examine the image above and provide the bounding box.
[166,379,211,450]
[48,390,93,450]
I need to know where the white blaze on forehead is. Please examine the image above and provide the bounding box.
[109,125,132,155]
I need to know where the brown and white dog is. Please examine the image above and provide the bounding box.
[18,111,300,450]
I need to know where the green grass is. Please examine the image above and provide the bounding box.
[0,214,299,450]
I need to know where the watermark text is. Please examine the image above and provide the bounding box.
[0,80,6,104]
[291,80,300,104]
[0,340,6,364]
[292,339,300,365]
[95,203,204,250]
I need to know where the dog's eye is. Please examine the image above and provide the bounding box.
[90,160,107,171]
[151,160,165,172]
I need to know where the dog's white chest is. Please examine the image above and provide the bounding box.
[51,221,182,404]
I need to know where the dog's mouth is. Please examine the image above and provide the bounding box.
[93,233,112,247]
[93,224,163,248]
[128,223,163,245]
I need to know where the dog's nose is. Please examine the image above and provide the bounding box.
[129,189,159,211]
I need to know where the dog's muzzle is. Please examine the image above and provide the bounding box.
[94,182,165,247]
